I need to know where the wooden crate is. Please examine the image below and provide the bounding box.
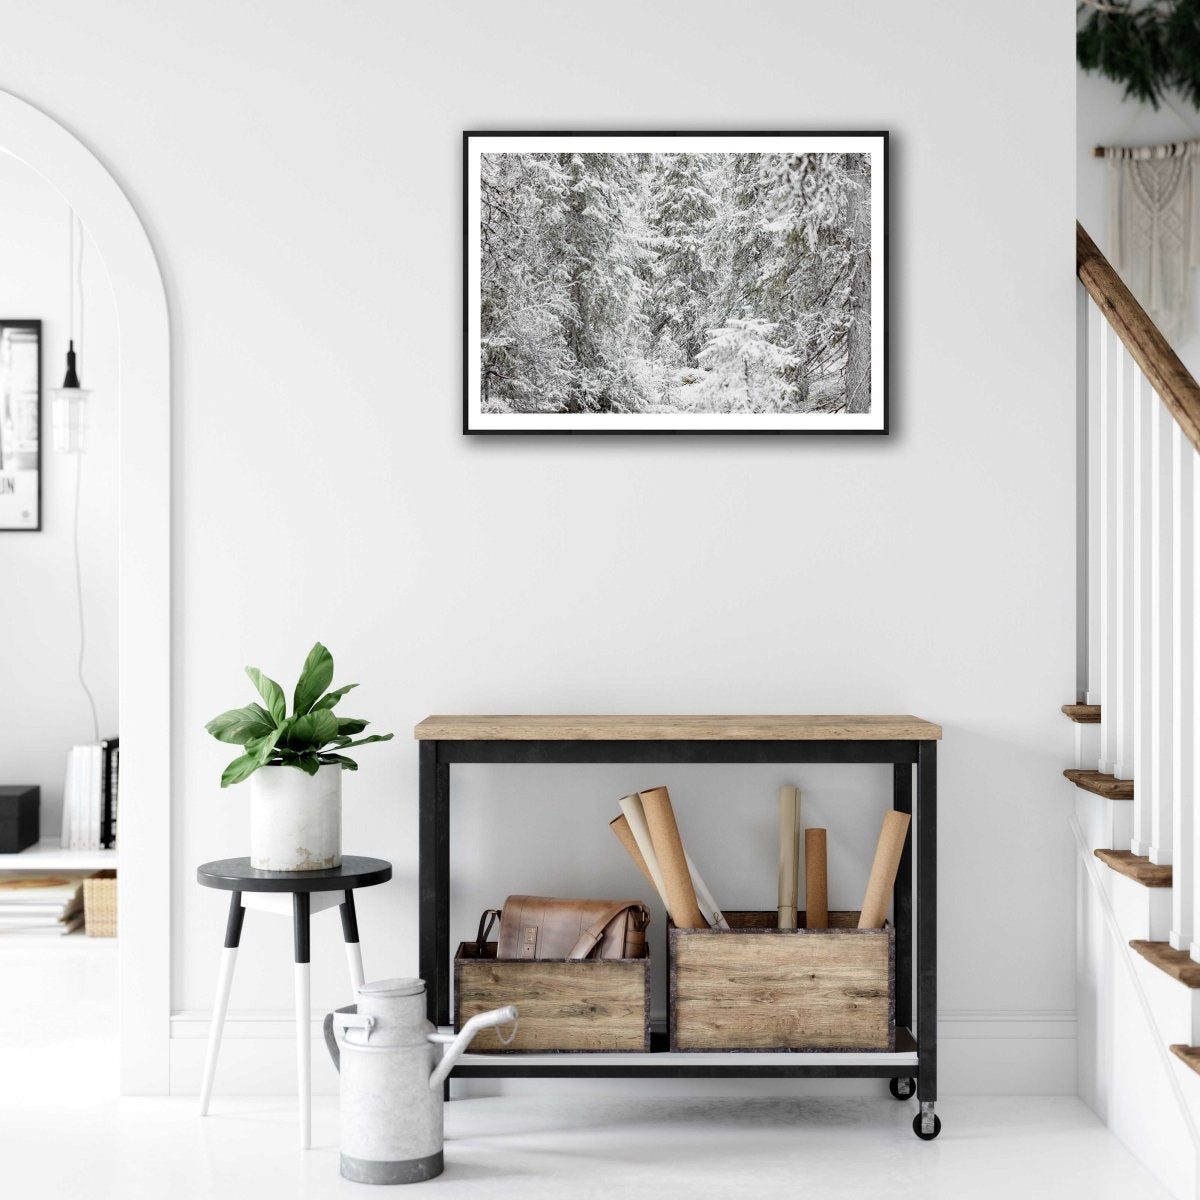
[670,910,894,1052]
[454,941,651,1053]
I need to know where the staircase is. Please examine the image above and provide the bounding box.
[1073,224,1200,1199]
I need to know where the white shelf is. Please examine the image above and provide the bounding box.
[0,837,117,871]
[440,1026,919,1070]
[0,930,116,949]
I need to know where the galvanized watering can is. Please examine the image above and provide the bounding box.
[324,977,517,1185]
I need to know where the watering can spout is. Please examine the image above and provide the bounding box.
[428,1006,518,1090]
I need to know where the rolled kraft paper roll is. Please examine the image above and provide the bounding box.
[609,813,662,900]
[858,810,912,929]
[778,786,799,929]
[618,795,726,927]
[683,849,730,930]
[638,786,708,929]
[805,828,828,929]
[616,795,670,908]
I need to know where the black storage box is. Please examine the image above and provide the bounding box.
[0,786,39,853]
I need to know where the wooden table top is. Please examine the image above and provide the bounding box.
[413,715,942,742]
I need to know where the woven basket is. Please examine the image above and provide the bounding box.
[84,870,117,937]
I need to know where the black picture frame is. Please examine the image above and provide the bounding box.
[464,131,888,436]
[0,319,42,529]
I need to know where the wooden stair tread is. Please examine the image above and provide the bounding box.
[1170,1045,1200,1076]
[1063,769,1134,799]
[1062,704,1101,724]
[1130,941,1200,987]
[1094,849,1172,887]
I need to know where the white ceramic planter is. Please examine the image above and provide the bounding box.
[250,762,342,871]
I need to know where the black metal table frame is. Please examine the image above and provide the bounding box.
[418,737,936,1121]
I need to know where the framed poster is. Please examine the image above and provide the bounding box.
[0,319,41,528]
[464,131,887,435]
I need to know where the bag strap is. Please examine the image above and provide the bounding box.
[474,908,501,953]
[566,901,649,960]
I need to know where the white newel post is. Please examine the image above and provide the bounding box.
[1170,427,1195,943]
[1132,370,1155,810]
[1148,401,1176,864]
[1087,300,1103,710]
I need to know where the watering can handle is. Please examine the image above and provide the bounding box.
[324,1005,374,1072]
[322,1012,340,1073]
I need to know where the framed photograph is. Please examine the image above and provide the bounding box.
[464,131,887,435]
[0,319,41,529]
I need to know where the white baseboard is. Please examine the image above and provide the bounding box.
[169,1009,1076,1097]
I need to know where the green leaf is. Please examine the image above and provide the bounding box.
[320,753,359,771]
[281,708,340,753]
[312,683,358,712]
[336,717,369,737]
[295,752,321,776]
[245,666,286,724]
[206,703,275,746]
[337,732,394,751]
[250,726,284,765]
[293,642,335,716]
[220,751,261,788]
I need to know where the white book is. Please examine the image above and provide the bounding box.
[72,747,87,850]
[65,748,79,850]
[60,748,75,847]
[0,915,84,936]
[0,913,69,928]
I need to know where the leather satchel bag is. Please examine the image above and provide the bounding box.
[473,895,650,961]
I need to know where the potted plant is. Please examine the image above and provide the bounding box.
[205,642,393,871]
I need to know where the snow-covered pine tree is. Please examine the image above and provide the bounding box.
[558,152,654,411]
[648,153,717,368]
[479,153,576,412]
[758,152,867,411]
[693,317,800,413]
[843,154,872,414]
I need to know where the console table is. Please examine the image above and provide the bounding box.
[414,715,941,1139]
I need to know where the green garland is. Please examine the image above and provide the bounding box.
[1078,0,1200,109]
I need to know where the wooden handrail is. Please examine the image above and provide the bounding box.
[1077,221,1200,454]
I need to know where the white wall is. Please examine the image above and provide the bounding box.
[0,152,117,834]
[0,1,1076,1093]
[1078,69,1200,374]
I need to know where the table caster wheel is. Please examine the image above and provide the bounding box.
[913,1112,942,1141]
[889,1077,915,1100]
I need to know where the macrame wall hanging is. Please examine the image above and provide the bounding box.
[1095,138,1200,342]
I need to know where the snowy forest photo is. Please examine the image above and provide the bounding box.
[469,136,884,430]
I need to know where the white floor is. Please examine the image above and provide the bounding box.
[0,946,1177,1199]
[0,1091,1175,1199]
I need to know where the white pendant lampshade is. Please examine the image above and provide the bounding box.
[51,339,91,454]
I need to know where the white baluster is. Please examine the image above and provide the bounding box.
[1086,300,1103,709]
[1116,348,1137,781]
[1131,370,1154,816]
[1169,425,1194,941]
[1099,322,1122,778]
[1148,400,1175,864]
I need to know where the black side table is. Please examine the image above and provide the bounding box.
[196,856,391,1148]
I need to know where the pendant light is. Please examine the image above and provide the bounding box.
[50,211,92,454]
